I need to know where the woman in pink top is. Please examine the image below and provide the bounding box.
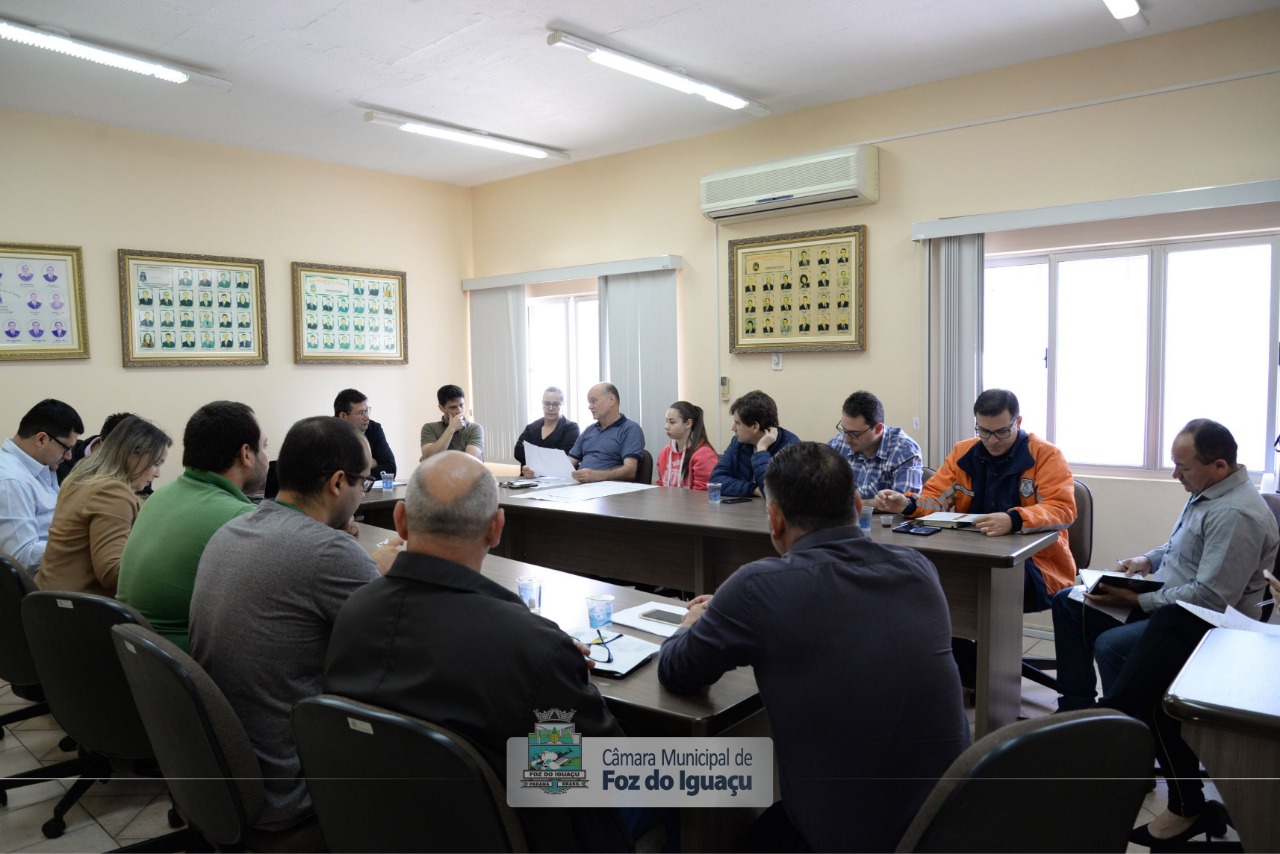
[658,401,718,490]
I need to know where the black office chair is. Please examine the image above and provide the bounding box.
[110,624,324,851]
[293,694,527,853]
[17,591,183,840]
[920,465,937,485]
[634,450,654,484]
[0,554,86,806]
[1021,479,1093,690]
[896,708,1152,852]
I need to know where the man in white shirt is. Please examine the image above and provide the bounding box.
[0,399,83,571]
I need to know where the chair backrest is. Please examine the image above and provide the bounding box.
[0,552,41,688]
[635,450,654,484]
[1068,479,1094,569]
[896,708,1152,853]
[921,466,937,485]
[111,624,265,847]
[293,694,527,853]
[21,591,154,761]
[1263,493,1280,574]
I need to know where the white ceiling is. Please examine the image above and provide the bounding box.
[1,0,1276,187]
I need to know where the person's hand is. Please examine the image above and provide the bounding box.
[572,468,599,483]
[687,594,713,609]
[521,466,535,478]
[873,489,909,513]
[681,596,713,628]
[344,518,360,538]
[972,512,1013,537]
[1086,584,1140,608]
[447,412,466,433]
[1265,570,1280,600]
[574,640,597,670]
[756,427,779,453]
[1116,556,1152,576]
[371,537,404,575]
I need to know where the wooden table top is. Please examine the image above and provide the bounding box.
[1165,628,1280,738]
[355,523,762,734]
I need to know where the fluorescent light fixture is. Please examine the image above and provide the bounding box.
[547,30,769,117]
[0,17,230,91]
[1102,0,1147,31]
[363,110,569,161]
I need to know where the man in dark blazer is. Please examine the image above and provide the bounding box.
[323,452,630,851]
[333,388,397,476]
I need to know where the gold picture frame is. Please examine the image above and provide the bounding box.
[118,249,267,367]
[0,242,89,361]
[292,261,407,365]
[729,225,866,353]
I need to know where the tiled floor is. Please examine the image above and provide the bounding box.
[0,635,1242,852]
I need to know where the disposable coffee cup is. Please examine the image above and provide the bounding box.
[380,471,394,490]
[707,482,722,504]
[587,594,615,628]
[517,575,542,615]
[858,505,874,530]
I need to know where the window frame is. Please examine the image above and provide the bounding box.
[525,291,599,426]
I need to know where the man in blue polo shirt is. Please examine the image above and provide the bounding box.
[569,383,645,482]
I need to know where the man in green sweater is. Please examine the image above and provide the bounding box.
[117,401,269,650]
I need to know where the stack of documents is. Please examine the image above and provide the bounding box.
[567,629,661,678]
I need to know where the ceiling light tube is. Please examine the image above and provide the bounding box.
[363,111,569,161]
[547,30,768,117]
[0,17,231,91]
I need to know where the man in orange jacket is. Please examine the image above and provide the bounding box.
[874,388,1076,612]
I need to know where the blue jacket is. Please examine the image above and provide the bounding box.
[709,427,800,497]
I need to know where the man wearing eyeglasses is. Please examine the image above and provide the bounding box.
[334,387,397,477]
[190,416,401,833]
[875,388,1077,612]
[828,390,923,500]
[0,399,83,572]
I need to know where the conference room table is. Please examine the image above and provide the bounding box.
[1164,628,1280,853]
[354,523,768,850]
[487,483,1058,738]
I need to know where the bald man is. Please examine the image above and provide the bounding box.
[324,452,629,850]
[567,382,645,483]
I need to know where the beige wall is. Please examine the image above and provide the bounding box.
[0,111,473,471]
[471,12,1280,562]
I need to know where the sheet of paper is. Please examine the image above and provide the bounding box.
[525,481,657,503]
[1176,601,1280,635]
[611,602,689,638]
[523,443,577,479]
[567,629,661,677]
[1080,568,1163,594]
[1066,583,1132,623]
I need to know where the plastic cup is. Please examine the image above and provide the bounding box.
[858,505,874,530]
[881,511,897,528]
[587,594,615,628]
[380,471,394,490]
[707,482,722,504]
[517,576,542,615]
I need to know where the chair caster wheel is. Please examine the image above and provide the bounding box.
[168,807,183,828]
[58,736,77,753]
[0,788,8,806]
[42,816,66,838]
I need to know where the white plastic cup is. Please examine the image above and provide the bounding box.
[707,482,722,504]
[381,471,394,490]
[858,505,874,530]
[587,594,615,628]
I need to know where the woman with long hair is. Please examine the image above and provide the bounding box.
[658,401,717,490]
[37,416,171,596]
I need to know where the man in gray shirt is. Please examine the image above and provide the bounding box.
[190,416,401,829]
[1052,418,1278,711]
[419,383,483,460]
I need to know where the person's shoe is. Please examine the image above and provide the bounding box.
[1130,802,1228,850]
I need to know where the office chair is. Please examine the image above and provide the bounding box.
[1021,479,1093,690]
[634,450,654,484]
[920,465,937,485]
[110,624,324,851]
[18,591,183,840]
[896,708,1152,852]
[1261,493,1280,623]
[0,554,86,807]
[293,694,528,852]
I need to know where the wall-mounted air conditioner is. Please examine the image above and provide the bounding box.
[700,144,879,222]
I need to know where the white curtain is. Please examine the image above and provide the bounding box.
[927,234,984,462]
[598,270,679,463]
[469,285,527,464]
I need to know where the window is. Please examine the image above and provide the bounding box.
[526,294,599,425]
[983,235,1278,473]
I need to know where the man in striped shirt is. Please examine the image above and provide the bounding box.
[827,390,923,499]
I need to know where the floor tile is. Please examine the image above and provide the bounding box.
[0,780,66,812]
[7,716,60,733]
[12,821,117,853]
[113,794,182,841]
[10,732,76,765]
[0,744,42,778]
[0,798,95,853]
[83,775,166,798]
[77,793,152,837]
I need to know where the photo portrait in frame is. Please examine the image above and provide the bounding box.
[292,261,407,364]
[0,242,88,361]
[118,249,266,367]
[729,225,865,353]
